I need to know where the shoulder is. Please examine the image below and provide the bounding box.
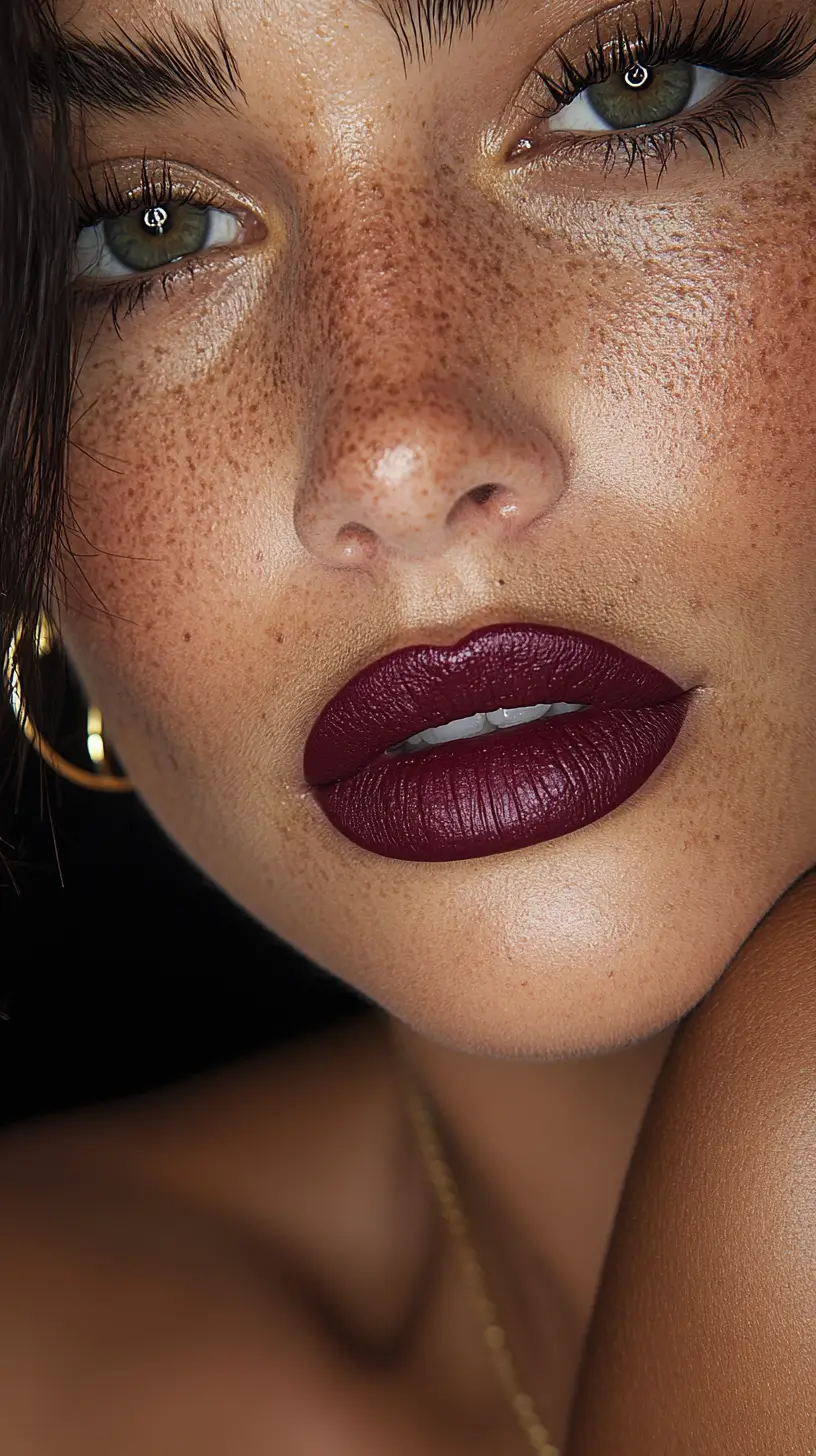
[3,1007,397,1239]
[0,1124,301,1449]
[568,869,816,1454]
[638,865,815,1290]
[663,865,815,1164]
[603,867,816,1218]
[0,1009,419,1453]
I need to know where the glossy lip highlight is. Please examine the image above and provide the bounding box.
[303,622,695,861]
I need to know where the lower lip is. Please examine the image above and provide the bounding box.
[311,695,692,861]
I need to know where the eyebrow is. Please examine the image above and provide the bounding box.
[30,0,497,120]
[30,4,247,120]
[378,0,499,67]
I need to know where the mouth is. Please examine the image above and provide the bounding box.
[303,621,695,862]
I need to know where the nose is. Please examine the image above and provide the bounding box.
[293,380,567,566]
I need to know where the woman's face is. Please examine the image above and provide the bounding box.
[58,0,815,1056]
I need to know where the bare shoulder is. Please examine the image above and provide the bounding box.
[0,1008,399,1247]
[651,865,815,1187]
[0,1009,431,1454]
[567,869,816,1455]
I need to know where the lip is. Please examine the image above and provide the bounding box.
[304,622,694,861]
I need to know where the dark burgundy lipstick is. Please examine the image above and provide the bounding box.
[304,623,693,861]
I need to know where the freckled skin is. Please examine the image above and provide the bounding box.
[58,0,815,1057]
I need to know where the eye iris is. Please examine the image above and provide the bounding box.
[586,60,695,128]
[103,201,210,273]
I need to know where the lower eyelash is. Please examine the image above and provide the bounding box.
[75,256,198,339]
[544,79,777,180]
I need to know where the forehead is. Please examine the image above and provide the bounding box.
[45,0,548,150]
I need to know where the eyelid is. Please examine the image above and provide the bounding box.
[515,0,804,115]
[74,157,261,224]
[71,160,269,286]
[497,7,636,158]
[509,0,652,112]
[496,0,816,177]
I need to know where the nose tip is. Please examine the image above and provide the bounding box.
[293,387,566,566]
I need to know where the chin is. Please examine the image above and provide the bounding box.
[92,662,814,1065]
[233,792,806,1063]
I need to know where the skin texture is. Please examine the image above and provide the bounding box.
[57,0,816,1063]
[20,0,813,1445]
[566,868,816,1454]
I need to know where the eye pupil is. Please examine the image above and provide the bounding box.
[623,62,651,90]
[143,204,171,236]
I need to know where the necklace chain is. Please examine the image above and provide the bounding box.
[390,1028,560,1456]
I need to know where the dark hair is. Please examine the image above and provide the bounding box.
[1,0,76,762]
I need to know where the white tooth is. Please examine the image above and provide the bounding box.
[405,733,427,748]
[548,701,585,715]
[486,703,552,729]
[421,713,488,745]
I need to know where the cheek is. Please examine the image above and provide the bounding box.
[569,198,816,881]
[573,187,816,635]
[55,172,816,1057]
[62,264,298,731]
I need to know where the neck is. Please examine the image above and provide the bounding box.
[386,1012,679,1432]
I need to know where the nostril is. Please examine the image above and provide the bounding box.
[468,484,501,506]
[341,521,374,540]
[335,521,377,560]
[450,482,518,529]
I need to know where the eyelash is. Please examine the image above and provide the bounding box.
[74,0,816,332]
[74,157,231,336]
[524,0,816,176]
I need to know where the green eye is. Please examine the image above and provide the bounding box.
[549,60,725,134]
[74,200,240,281]
[587,61,694,126]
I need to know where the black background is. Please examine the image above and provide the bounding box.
[0,705,370,1129]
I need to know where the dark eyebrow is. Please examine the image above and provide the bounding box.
[30,0,497,123]
[29,2,247,120]
[377,0,499,68]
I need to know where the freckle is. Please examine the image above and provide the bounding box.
[276,633,284,643]
[183,631,191,642]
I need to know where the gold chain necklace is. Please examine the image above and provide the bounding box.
[389,1026,560,1456]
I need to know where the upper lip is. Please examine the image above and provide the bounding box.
[303,621,690,787]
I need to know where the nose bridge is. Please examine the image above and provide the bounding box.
[292,175,566,564]
[310,175,464,368]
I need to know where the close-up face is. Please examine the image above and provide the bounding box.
[57,0,815,1058]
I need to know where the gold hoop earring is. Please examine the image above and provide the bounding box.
[3,614,133,793]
